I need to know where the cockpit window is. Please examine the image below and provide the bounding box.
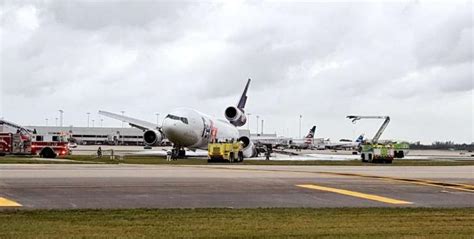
[166,114,188,124]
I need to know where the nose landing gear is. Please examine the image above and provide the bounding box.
[171,146,186,159]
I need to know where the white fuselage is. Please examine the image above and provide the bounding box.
[290,138,314,149]
[161,108,239,149]
[325,141,360,149]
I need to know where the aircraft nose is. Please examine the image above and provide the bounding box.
[162,117,199,147]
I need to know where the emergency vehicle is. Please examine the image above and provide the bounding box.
[347,115,410,164]
[0,120,69,158]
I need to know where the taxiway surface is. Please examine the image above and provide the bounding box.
[0,164,472,209]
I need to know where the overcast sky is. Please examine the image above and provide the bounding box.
[1,0,472,143]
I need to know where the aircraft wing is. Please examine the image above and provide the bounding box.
[99,110,159,131]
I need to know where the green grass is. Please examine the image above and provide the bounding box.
[1,155,474,166]
[0,208,472,238]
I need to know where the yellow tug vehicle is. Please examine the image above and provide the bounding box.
[208,142,244,163]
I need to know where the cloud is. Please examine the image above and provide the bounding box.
[0,1,472,143]
[46,1,190,30]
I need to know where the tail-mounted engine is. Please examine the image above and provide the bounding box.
[238,136,257,158]
[225,106,247,127]
[143,130,163,146]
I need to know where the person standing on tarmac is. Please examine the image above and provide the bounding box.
[265,145,271,160]
[97,147,102,158]
[166,150,172,162]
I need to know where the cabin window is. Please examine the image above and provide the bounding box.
[165,114,188,124]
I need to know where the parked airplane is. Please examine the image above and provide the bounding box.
[288,126,317,149]
[324,134,364,150]
[99,79,257,159]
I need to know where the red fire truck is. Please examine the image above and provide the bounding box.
[0,120,69,158]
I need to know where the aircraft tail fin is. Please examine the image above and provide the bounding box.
[237,79,251,109]
[305,126,317,139]
[355,134,364,143]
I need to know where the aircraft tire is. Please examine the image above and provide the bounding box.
[238,152,244,162]
[178,149,186,158]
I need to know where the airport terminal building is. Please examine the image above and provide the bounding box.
[22,126,258,146]
[25,126,147,145]
[2,120,291,147]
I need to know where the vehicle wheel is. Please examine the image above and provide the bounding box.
[385,159,393,164]
[368,154,373,163]
[229,153,235,163]
[361,154,368,163]
[397,151,404,159]
[40,147,57,158]
[0,153,5,157]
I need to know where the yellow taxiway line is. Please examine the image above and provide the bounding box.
[0,197,22,207]
[297,184,413,205]
[187,166,474,193]
[317,172,474,193]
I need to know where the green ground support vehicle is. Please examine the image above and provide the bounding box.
[393,141,410,158]
[347,115,410,164]
[361,144,394,163]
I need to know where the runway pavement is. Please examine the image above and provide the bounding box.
[0,164,472,209]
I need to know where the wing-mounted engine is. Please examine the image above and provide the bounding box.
[238,136,257,158]
[225,106,247,127]
[143,130,164,146]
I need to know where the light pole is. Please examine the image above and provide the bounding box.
[92,119,95,128]
[261,119,264,135]
[87,112,90,127]
[45,118,48,126]
[100,119,104,127]
[55,118,58,126]
[299,115,302,138]
[155,113,160,126]
[121,111,125,128]
[256,115,260,135]
[58,110,64,127]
